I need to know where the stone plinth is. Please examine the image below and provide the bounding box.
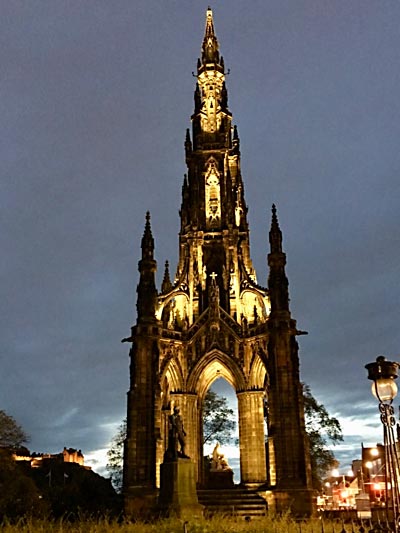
[124,487,158,520]
[207,469,234,489]
[158,458,203,518]
[265,488,316,517]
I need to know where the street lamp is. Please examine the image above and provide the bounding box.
[366,355,400,532]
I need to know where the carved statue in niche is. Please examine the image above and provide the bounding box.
[209,273,220,317]
[166,299,176,329]
[234,184,243,227]
[229,268,236,296]
[205,161,221,228]
[222,265,228,290]
[193,259,200,287]
[202,265,207,290]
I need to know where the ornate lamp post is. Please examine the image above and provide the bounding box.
[366,356,400,531]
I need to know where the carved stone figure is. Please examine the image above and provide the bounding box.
[167,406,188,459]
[211,442,231,471]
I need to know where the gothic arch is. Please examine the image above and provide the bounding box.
[157,291,190,329]
[160,352,184,393]
[248,353,268,391]
[187,348,246,399]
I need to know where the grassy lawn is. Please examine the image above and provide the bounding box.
[0,515,370,533]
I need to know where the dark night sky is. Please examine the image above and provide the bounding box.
[1,1,400,474]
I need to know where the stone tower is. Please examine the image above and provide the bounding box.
[123,8,314,516]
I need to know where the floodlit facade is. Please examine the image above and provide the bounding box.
[123,8,313,516]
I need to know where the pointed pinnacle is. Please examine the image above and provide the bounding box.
[141,211,154,256]
[202,7,219,64]
[161,260,172,293]
[205,7,215,37]
[272,203,278,222]
[269,204,282,253]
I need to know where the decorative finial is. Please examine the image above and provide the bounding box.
[269,204,282,253]
[161,260,172,293]
[202,6,219,65]
[141,211,154,257]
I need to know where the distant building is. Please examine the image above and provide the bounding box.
[13,446,90,470]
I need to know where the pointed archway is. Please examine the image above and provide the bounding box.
[185,349,267,487]
[203,378,239,484]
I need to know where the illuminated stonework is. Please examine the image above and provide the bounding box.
[205,159,221,228]
[13,447,87,469]
[124,8,314,517]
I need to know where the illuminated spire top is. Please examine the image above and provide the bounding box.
[201,7,220,65]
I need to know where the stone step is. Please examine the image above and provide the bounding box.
[197,488,267,517]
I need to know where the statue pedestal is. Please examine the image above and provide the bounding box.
[158,458,203,518]
[207,469,234,488]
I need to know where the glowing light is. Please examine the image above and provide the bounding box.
[370,448,379,457]
[365,461,373,469]
[371,379,398,402]
[331,469,339,477]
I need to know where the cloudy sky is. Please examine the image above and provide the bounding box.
[1,1,400,476]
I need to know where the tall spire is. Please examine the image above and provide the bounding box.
[191,7,232,145]
[137,211,157,321]
[268,204,289,314]
[201,7,220,65]
[141,211,154,260]
[269,204,283,254]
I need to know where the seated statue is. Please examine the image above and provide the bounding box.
[211,442,231,471]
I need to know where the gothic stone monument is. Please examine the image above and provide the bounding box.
[123,8,314,517]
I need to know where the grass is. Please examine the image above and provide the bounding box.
[0,514,372,533]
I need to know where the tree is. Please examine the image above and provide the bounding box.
[302,383,343,489]
[106,419,126,493]
[0,411,41,520]
[0,449,46,520]
[202,390,236,445]
[0,410,29,449]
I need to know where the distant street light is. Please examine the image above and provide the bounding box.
[366,355,400,532]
